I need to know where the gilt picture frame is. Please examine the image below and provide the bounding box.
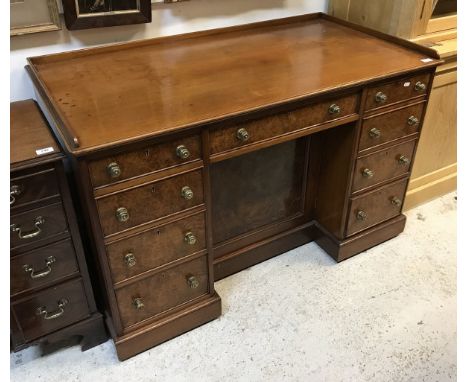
[62,0,152,30]
[10,0,61,37]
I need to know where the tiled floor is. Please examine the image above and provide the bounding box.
[10,193,457,382]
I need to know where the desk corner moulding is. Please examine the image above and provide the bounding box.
[15,13,442,360]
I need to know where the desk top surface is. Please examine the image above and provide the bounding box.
[10,100,61,167]
[28,14,440,155]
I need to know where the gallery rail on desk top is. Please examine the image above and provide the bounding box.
[26,13,440,155]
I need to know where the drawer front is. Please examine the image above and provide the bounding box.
[359,102,425,152]
[96,169,204,237]
[115,256,209,328]
[12,278,90,342]
[347,179,407,236]
[364,72,430,111]
[10,169,60,209]
[11,238,79,296]
[352,140,416,193]
[88,134,201,188]
[210,93,358,155]
[107,212,206,284]
[10,203,69,249]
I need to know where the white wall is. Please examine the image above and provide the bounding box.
[10,0,328,101]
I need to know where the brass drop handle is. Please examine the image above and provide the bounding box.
[328,104,341,115]
[362,168,374,178]
[391,197,402,207]
[10,185,22,205]
[181,186,194,200]
[414,81,426,91]
[107,162,121,179]
[124,252,136,267]
[375,91,388,103]
[176,145,190,159]
[133,297,144,310]
[184,231,197,245]
[407,116,420,126]
[23,256,56,279]
[10,216,45,240]
[369,128,381,138]
[36,298,68,320]
[186,275,199,289]
[356,210,367,221]
[398,155,410,166]
[116,207,130,222]
[236,128,249,142]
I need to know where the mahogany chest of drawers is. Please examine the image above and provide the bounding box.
[10,100,106,353]
[25,13,442,360]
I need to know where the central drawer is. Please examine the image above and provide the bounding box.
[106,212,206,284]
[96,169,204,237]
[115,255,209,329]
[209,93,358,156]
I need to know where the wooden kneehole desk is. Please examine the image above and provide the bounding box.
[26,13,442,360]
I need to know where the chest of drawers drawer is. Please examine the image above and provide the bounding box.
[10,169,59,209]
[364,72,430,111]
[209,93,358,156]
[96,169,204,237]
[11,278,90,342]
[115,255,209,329]
[347,179,408,236]
[352,140,417,193]
[11,238,79,296]
[88,134,201,189]
[359,102,425,152]
[106,212,206,284]
[10,203,69,250]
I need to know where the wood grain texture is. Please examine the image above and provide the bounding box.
[27,15,439,155]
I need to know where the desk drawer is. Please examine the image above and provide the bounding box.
[88,134,201,189]
[115,256,208,328]
[10,203,69,250]
[106,212,206,284]
[352,140,416,193]
[209,93,358,156]
[10,169,59,209]
[364,72,430,111]
[11,278,90,342]
[347,179,407,236]
[359,102,424,152]
[96,169,204,237]
[11,238,79,296]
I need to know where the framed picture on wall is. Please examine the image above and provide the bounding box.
[62,0,152,30]
[10,0,61,36]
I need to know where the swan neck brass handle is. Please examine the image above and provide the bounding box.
[369,128,381,138]
[10,216,45,240]
[356,210,367,221]
[116,207,129,222]
[328,104,341,115]
[107,162,121,179]
[236,128,249,142]
[36,298,68,320]
[375,91,388,103]
[184,231,197,245]
[407,116,420,126]
[362,168,374,178]
[181,186,194,200]
[23,256,56,279]
[186,275,200,289]
[176,145,190,159]
[414,81,426,91]
[133,297,144,310]
[124,252,136,267]
[10,185,22,206]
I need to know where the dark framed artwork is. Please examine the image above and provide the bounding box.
[62,0,152,30]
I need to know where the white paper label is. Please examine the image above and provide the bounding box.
[36,147,55,156]
[404,82,411,87]
[421,58,434,63]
